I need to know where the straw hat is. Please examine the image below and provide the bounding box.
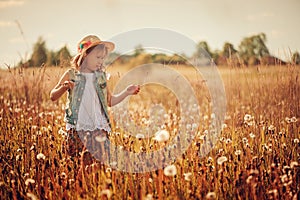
[74,35,115,67]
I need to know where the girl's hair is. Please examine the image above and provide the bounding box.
[71,44,108,70]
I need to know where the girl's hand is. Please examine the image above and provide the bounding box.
[62,80,75,90]
[126,85,140,95]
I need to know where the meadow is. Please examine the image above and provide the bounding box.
[0,64,299,200]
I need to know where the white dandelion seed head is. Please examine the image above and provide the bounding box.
[268,125,275,131]
[235,150,242,156]
[249,133,255,138]
[100,189,112,199]
[183,172,192,181]
[25,178,35,186]
[290,161,298,168]
[143,194,153,200]
[26,192,38,200]
[163,164,177,177]
[205,191,216,199]
[291,117,297,123]
[153,129,170,142]
[217,156,228,165]
[95,135,107,143]
[136,133,145,139]
[36,153,46,160]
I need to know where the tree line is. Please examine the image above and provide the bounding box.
[22,33,300,68]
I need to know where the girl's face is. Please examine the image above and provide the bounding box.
[81,45,107,72]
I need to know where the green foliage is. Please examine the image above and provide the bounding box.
[238,33,270,65]
[30,36,48,67]
[222,42,237,58]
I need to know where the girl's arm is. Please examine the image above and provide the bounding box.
[50,71,74,101]
[107,85,140,107]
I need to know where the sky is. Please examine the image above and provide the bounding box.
[0,0,300,67]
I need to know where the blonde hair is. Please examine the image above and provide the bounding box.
[71,44,108,70]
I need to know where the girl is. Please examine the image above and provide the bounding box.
[50,35,140,164]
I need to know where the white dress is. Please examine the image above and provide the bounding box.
[66,73,111,132]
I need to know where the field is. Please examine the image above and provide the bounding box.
[0,64,299,200]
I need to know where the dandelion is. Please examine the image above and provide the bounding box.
[244,114,254,126]
[36,153,45,160]
[235,150,242,156]
[205,192,216,199]
[217,156,228,165]
[249,132,255,138]
[136,133,145,139]
[100,189,112,199]
[291,116,297,123]
[226,138,232,144]
[222,123,227,129]
[26,193,38,200]
[290,161,298,168]
[183,172,192,181]
[242,137,248,144]
[285,117,291,123]
[95,135,107,142]
[153,130,170,142]
[144,194,153,200]
[268,125,275,131]
[25,178,35,186]
[163,164,177,177]
[58,128,67,136]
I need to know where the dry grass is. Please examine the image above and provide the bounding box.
[0,64,299,200]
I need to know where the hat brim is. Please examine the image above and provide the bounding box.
[76,41,115,67]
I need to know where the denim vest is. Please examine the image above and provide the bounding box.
[64,68,110,127]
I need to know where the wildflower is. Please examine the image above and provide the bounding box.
[235,150,242,156]
[226,138,232,144]
[183,172,192,181]
[293,138,299,144]
[163,164,177,177]
[95,135,107,143]
[244,114,254,126]
[291,117,297,123]
[60,172,67,179]
[100,189,112,199]
[36,153,46,160]
[153,130,170,142]
[217,156,228,165]
[285,117,291,123]
[26,193,38,200]
[242,137,248,144]
[25,178,35,186]
[136,133,145,139]
[290,161,298,168]
[268,125,275,131]
[205,192,216,199]
[58,128,67,136]
[144,194,153,200]
[222,123,227,129]
[249,132,255,138]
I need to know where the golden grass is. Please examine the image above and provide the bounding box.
[0,64,299,200]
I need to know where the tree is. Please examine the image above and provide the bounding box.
[30,36,47,67]
[194,41,212,58]
[238,33,270,65]
[56,45,72,66]
[134,44,145,56]
[222,42,237,58]
[291,51,300,65]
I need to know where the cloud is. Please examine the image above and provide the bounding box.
[0,0,24,9]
